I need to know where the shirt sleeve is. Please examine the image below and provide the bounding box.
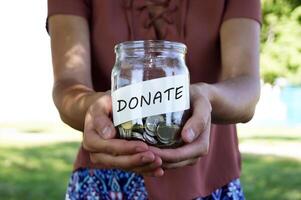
[46,0,91,32]
[223,0,262,25]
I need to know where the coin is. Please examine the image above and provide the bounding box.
[132,124,144,134]
[118,127,126,138]
[156,123,180,144]
[143,132,158,145]
[172,111,184,125]
[119,126,133,138]
[132,132,145,142]
[165,113,173,125]
[125,128,132,138]
[121,121,133,130]
[132,119,144,134]
[145,127,156,137]
[145,115,165,132]
[158,138,171,145]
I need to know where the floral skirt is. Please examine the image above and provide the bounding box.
[66,168,245,200]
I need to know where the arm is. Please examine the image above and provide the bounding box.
[196,18,260,124]
[150,18,261,169]
[49,15,163,176]
[49,15,102,131]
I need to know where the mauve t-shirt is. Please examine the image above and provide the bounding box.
[47,0,261,199]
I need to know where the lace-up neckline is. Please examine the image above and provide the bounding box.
[123,0,187,40]
[137,0,177,29]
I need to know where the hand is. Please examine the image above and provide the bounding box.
[83,92,164,177]
[149,84,212,169]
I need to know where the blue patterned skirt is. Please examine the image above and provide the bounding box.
[66,168,245,200]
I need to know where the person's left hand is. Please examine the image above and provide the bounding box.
[149,84,212,169]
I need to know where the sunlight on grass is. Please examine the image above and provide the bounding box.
[0,142,80,200]
[0,124,301,199]
[237,125,301,138]
[241,154,301,200]
[237,125,301,160]
[0,123,81,147]
[0,122,77,134]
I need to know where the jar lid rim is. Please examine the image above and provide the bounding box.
[115,40,187,53]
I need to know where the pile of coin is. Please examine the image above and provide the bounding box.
[117,113,183,147]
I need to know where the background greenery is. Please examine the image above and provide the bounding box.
[0,125,301,200]
[261,0,301,84]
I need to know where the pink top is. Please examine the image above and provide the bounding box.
[47,0,261,199]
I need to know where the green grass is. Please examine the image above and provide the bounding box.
[0,125,301,199]
[0,142,80,200]
[241,154,301,200]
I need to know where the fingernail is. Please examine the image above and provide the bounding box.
[101,126,112,139]
[155,169,164,177]
[186,128,195,143]
[142,154,155,163]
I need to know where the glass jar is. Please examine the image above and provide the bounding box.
[111,40,190,148]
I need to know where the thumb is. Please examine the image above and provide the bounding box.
[90,93,116,139]
[181,97,211,143]
[94,115,116,139]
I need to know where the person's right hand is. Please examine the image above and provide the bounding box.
[82,92,164,177]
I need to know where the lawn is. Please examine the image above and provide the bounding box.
[241,154,301,200]
[0,142,79,200]
[0,124,300,200]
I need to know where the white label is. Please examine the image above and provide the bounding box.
[112,75,190,126]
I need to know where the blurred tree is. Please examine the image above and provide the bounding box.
[261,0,301,85]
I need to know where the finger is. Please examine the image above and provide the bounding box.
[85,94,116,139]
[90,151,155,170]
[141,168,165,177]
[163,158,199,169]
[83,129,149,155]
[84,108,149,155]
[94,92,116,139]
[149,127,210,163]
[93,115,116,139]
[95,93,113,115]
[181,97,211,143]
[133,155,163,177]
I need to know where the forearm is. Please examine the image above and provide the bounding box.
[53,79,104,131]
[48,15,100,131]
[194,74,260,124]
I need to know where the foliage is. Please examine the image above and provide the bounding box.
[261,0,301,85]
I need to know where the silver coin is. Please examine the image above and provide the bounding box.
[158,138,171,145]
[157,136,176,146]
[158,137,176,146]
[156,123,180,144]
[145,115,165,132]
[132,132,145,142]
[144,127,156,137]
[172,111,184,125]
[143,132,158,145]
[119,126,133,138]
[118,126,126,138]
[125,129,132,138]
[165,113,173,125]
